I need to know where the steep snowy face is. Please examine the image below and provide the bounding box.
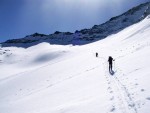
[1,2,150,48]
[78,2,150,40]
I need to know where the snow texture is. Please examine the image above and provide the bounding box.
[0,15,150,113]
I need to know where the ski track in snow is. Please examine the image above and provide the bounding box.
[101,58,138,113]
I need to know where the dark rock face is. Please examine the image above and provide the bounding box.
[1,2,150,48]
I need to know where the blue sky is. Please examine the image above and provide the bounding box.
[0,0,149,42]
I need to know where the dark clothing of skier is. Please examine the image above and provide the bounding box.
[108,56,114,72]
[96,53,98,57]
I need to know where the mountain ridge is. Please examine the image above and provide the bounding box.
[1,1,150,48]
[0,12,150,113]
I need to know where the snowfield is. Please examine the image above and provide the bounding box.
[0,16,150,113]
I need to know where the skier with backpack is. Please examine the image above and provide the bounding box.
[96,52,98,57]
[108,56,115,73]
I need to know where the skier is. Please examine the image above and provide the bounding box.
[96,52,98,57]
[108,56,115,72]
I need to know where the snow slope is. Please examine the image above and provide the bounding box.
[0,16,150,113]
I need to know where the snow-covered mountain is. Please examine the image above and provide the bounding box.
[1,2,150,48]
[0,14,150,113]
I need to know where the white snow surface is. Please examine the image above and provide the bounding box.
[0,16,150,113]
